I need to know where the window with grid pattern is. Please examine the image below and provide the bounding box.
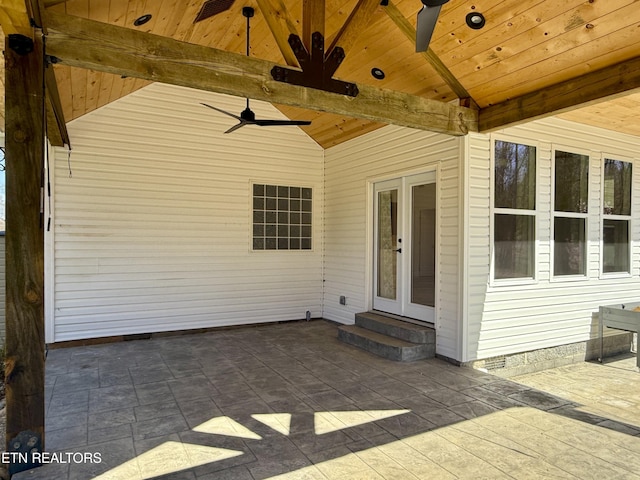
[252,184,312,250]
[493,140,537,280]
[553,150,589,277]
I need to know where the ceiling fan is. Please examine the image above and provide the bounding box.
[201,6,312,134]
[415,0,449,52]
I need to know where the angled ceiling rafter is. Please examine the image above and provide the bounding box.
[325,0,382,57]
[255,0,301,67]
[384,0,472,104]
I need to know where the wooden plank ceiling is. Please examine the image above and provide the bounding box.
[2,0,640,148]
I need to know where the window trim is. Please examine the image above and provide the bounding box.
[550,147,590,281]
[599,156,633,278]
[490,135,539,286]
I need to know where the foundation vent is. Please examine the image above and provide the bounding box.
[483,355,506,370]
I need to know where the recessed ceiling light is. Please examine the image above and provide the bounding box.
[465,12,485,29]
[133,14,152,26]
[371,67,385,80]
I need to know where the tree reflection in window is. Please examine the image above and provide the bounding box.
[494,141,536,210]
[494,140,537,280]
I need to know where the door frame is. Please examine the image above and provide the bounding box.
[366,167,439,325]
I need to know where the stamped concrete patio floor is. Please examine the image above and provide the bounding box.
[15,320,640,480]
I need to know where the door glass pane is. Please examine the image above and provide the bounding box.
[411,183,436,307]
[377,190,398,299]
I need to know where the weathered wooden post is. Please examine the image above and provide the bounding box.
[4,31,46,476]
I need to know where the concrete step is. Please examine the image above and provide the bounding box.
[338,325,435,362]
[355,311,435,345]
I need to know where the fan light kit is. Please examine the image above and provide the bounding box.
[201,6,312,133]
[466,12,486,29]
[133,14,152,26]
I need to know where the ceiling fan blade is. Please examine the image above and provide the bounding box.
[416,4,443,52]
[201,7,312,134]
[201,103,242,121]
[223,120,251,134]
[253,120,312,127]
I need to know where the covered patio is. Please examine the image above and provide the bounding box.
[13,320,640,479]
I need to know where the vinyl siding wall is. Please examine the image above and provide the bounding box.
[323,126,463,360]
[465,117,640,361]
[49,83,324,343]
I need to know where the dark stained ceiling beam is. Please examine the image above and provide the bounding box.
[479,55,640,132]
[44,11,477,137]
[384,0,472,102]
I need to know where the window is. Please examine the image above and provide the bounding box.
[602,159,632,273]
[553,151,589,277]
[493,140,537,280]
[252,184,312,250]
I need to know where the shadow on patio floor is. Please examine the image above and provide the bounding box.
[11,320,640,480]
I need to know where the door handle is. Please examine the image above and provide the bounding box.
[393,248,402,253]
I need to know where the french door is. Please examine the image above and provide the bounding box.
[373,172,436,323]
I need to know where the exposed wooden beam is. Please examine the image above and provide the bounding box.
[26,0,46,32]
[44,64,69,146]
[302,0,324,50]
[44,12,477,136]
[4,32,46,475]
[27,0,70,146]
[479,55,640,132]
[0,1,69,145]
[384,1,471,101]
[255,0,300,67]
[326,0,382,57]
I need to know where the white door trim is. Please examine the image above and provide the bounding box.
[369,168,438,323]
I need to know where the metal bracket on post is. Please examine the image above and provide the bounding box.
[8,34,35,56]
[7,430,42,476]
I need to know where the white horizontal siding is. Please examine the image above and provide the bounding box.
[466,117,640,361]
[324,125,462,360]
[50,83,323,342]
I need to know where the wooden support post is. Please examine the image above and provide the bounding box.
[4,32,46,475]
